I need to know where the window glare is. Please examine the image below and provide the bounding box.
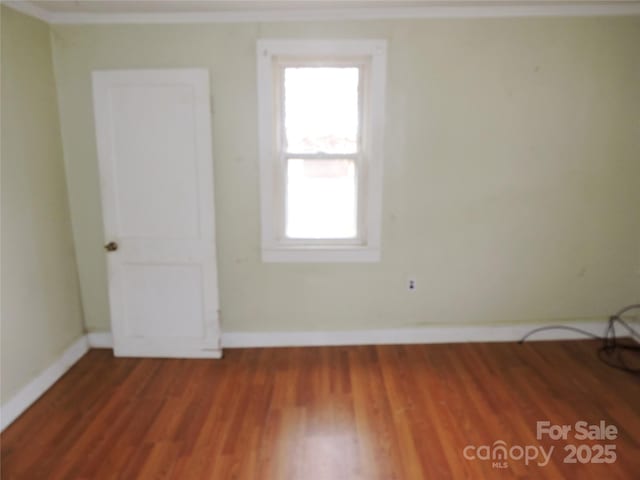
[286,159,357,239]
[284,67,359,154]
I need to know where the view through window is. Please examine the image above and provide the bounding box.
[282,66,360,239]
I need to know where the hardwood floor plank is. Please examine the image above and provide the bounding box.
[1,340,638,479]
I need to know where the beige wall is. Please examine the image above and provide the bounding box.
[1,7,85,404]
[50,17,640,334]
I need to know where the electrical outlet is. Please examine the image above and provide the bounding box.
[408,277,416,292]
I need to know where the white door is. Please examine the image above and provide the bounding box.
[92,69,221,358]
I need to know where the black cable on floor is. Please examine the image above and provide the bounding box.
[519,303,640,376]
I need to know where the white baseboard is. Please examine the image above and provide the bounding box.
[87,331,114,348]
[0,335,89,431]
[221,321,609,348]
[81,321,611,350]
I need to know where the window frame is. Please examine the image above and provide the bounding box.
[257,39,387,263]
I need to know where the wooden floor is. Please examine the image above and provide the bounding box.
[1,340,639,479]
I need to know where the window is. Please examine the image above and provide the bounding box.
[257,39,387,262]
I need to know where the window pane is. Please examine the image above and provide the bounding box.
[284,67,359,154]
[286,159,357,239]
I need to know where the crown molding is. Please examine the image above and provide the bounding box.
[3,1,640,25]
[2,0,51,22]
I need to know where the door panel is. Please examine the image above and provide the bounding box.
[122,264,205,338]
[110,84,201,238]
[92,69,221,358]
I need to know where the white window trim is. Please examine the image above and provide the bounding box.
[257,39,387,263]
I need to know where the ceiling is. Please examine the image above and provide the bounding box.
[8,0,640,23]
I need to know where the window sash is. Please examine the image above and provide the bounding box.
[274,60,368,244]
[281,156,364,244]
[276,60,365,156]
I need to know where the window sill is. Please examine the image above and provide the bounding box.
[262,246,380,263]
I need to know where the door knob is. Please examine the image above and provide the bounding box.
[104,241,118,252]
